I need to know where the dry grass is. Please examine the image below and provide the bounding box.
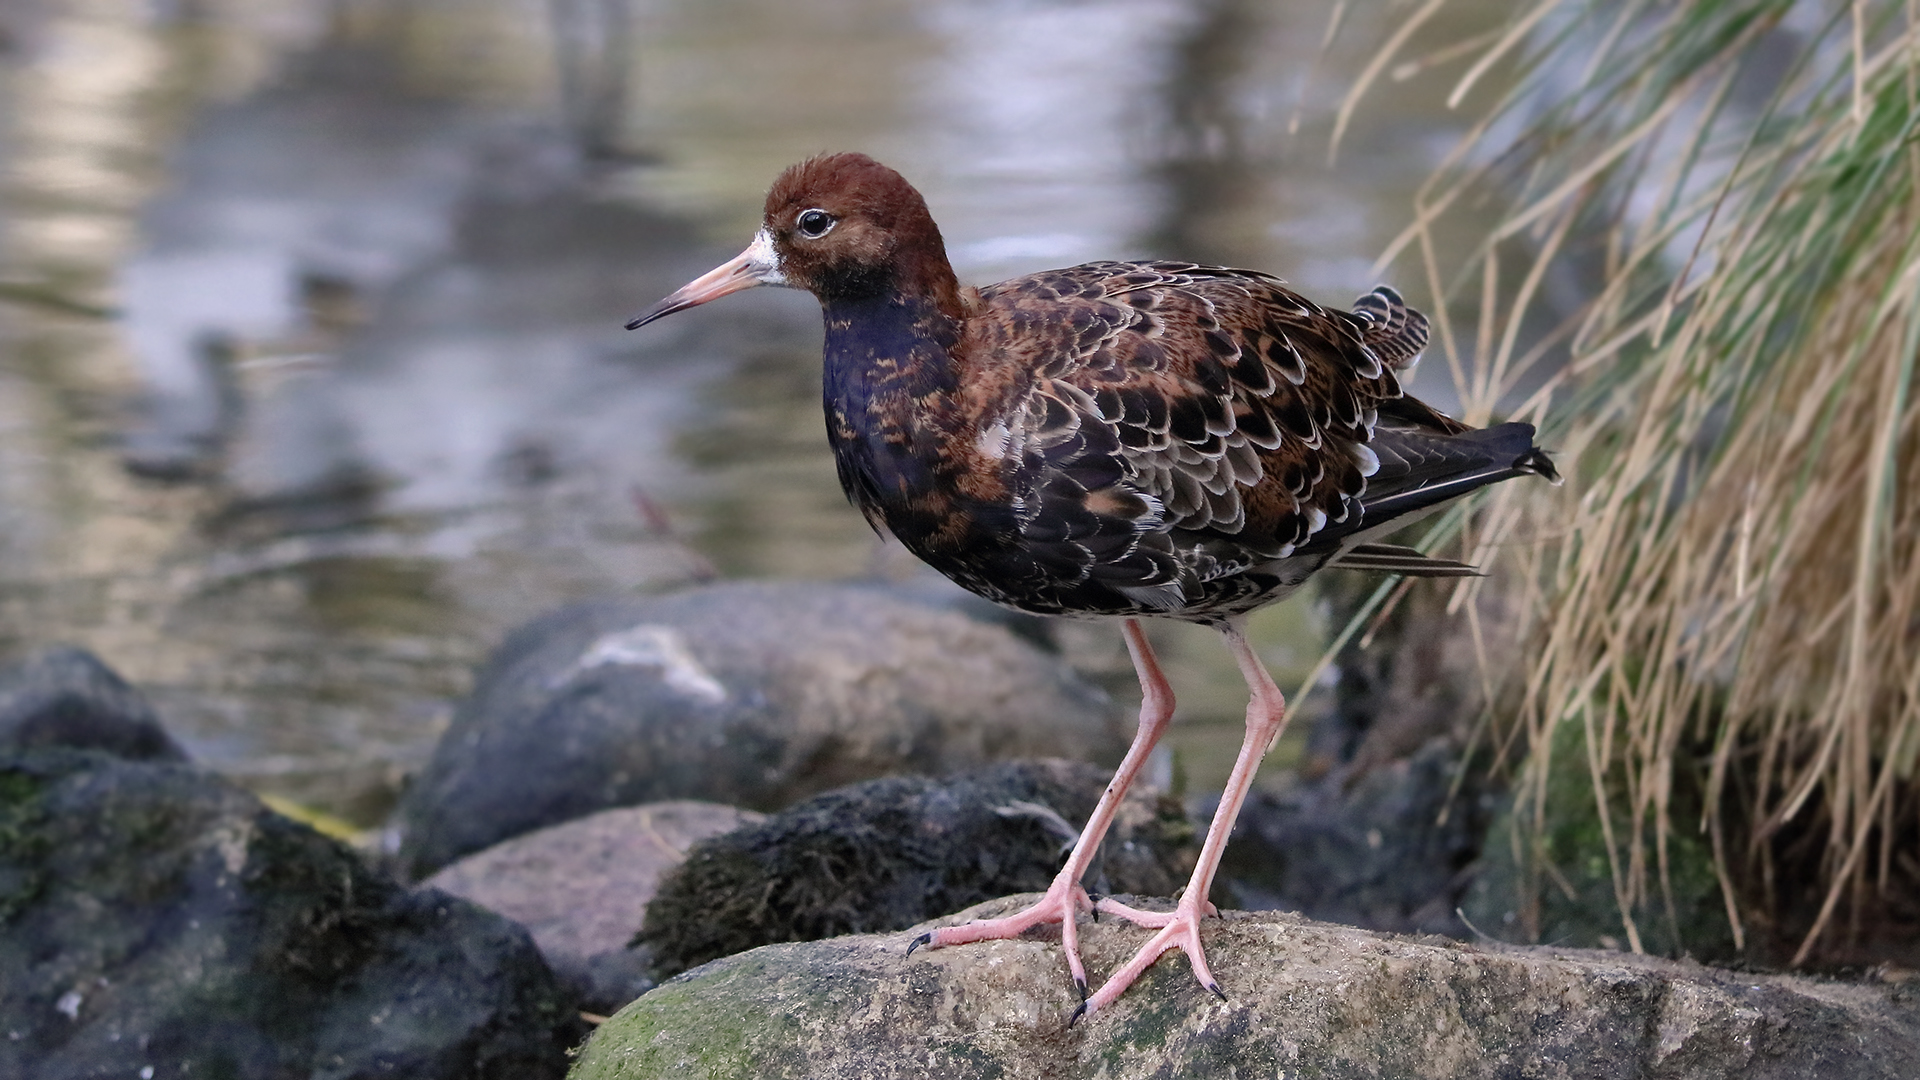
[1338,1,1920,963]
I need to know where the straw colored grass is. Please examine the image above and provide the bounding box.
[1341,1,1920,963]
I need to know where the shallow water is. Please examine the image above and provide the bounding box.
[0,0,1523,825]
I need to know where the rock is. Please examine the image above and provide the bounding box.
[0,647,187,762]
[853,576,1060,653]
[1215,737,1489,936]
[394,582,1125,878]
[639,760,1194,979]
[424,801,763,1014]
[0,748,584,1080]
[572,898,1920,1080]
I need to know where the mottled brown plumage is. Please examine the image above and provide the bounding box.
[629,152,1558,1019]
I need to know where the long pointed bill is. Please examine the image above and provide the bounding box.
[625,228,786,330]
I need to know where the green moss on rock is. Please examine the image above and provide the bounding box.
[1464,718,1736,960]
[571,898,1918,1080]
[0,748,584,1079]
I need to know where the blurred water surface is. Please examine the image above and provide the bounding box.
[0,0,1519,824]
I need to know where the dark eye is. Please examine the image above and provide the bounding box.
[795,209,836,239]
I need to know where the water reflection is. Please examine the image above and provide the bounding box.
[0,0,1521,824]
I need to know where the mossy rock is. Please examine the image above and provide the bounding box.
[571,897,1920,1080]
[639,759,1194,979]
[0,748,583,1079]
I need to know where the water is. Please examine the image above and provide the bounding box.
[0,0,1520,826]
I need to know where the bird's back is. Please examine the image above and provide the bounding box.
[911,260,1549,621]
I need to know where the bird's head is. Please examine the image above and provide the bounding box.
[627,153,960,330]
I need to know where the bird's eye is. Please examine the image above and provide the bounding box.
[795,209,837,239]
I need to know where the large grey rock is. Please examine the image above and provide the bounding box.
[425,801,763,1014]
[0,647,186,762]
[0,748,584,1080]
[572,899,1920,1079]
[639,760,1194,979]
[394,582,1125,878]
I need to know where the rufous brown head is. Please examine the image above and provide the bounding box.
[627,153,960,330]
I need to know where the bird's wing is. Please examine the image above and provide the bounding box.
[958,263,1425,609]
[972,262,1409,543]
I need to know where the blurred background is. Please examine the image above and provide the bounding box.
[7,0,1918,976]
[0,0,1527,829]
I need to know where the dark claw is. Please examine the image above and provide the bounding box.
[1067,1000,1089,1028]
[1088,893,1103,922]
[907,932,932,956]
[1074,977,1088,1002]
[1207,981,1227,1002]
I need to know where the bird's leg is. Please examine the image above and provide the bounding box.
[1081,618,1286,1019]
[910,618,1176,997]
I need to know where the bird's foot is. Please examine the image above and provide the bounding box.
[907,875,1095,996]
[1092,893,1217,928]
[1073,893,1223,1022]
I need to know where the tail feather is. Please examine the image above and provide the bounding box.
[1357,421,1553,525]
[1296,422,1559,563]
[1328,542,1482,577]
[1514,445,1562,485]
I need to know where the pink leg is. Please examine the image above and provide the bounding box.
[1078,618,1287,1020]
[910,618,1176,997]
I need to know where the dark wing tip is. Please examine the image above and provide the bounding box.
[1515,446,1562,486]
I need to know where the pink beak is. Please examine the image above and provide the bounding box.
[626,229,786,330]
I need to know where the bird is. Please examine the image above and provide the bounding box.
[627,152,1559,1019]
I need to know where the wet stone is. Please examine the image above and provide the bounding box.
[393,581,1127,879]
[0,748,584,1080]
[424,800,763,1015]
[574,900,1920,1080]
[639,759,1195,980]
[0,647,187,763]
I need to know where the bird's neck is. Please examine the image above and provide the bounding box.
[819,289,966,540]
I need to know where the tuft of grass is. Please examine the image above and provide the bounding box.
[1347,1,1920,963]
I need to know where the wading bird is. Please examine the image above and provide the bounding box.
[628,153,1557,1018]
